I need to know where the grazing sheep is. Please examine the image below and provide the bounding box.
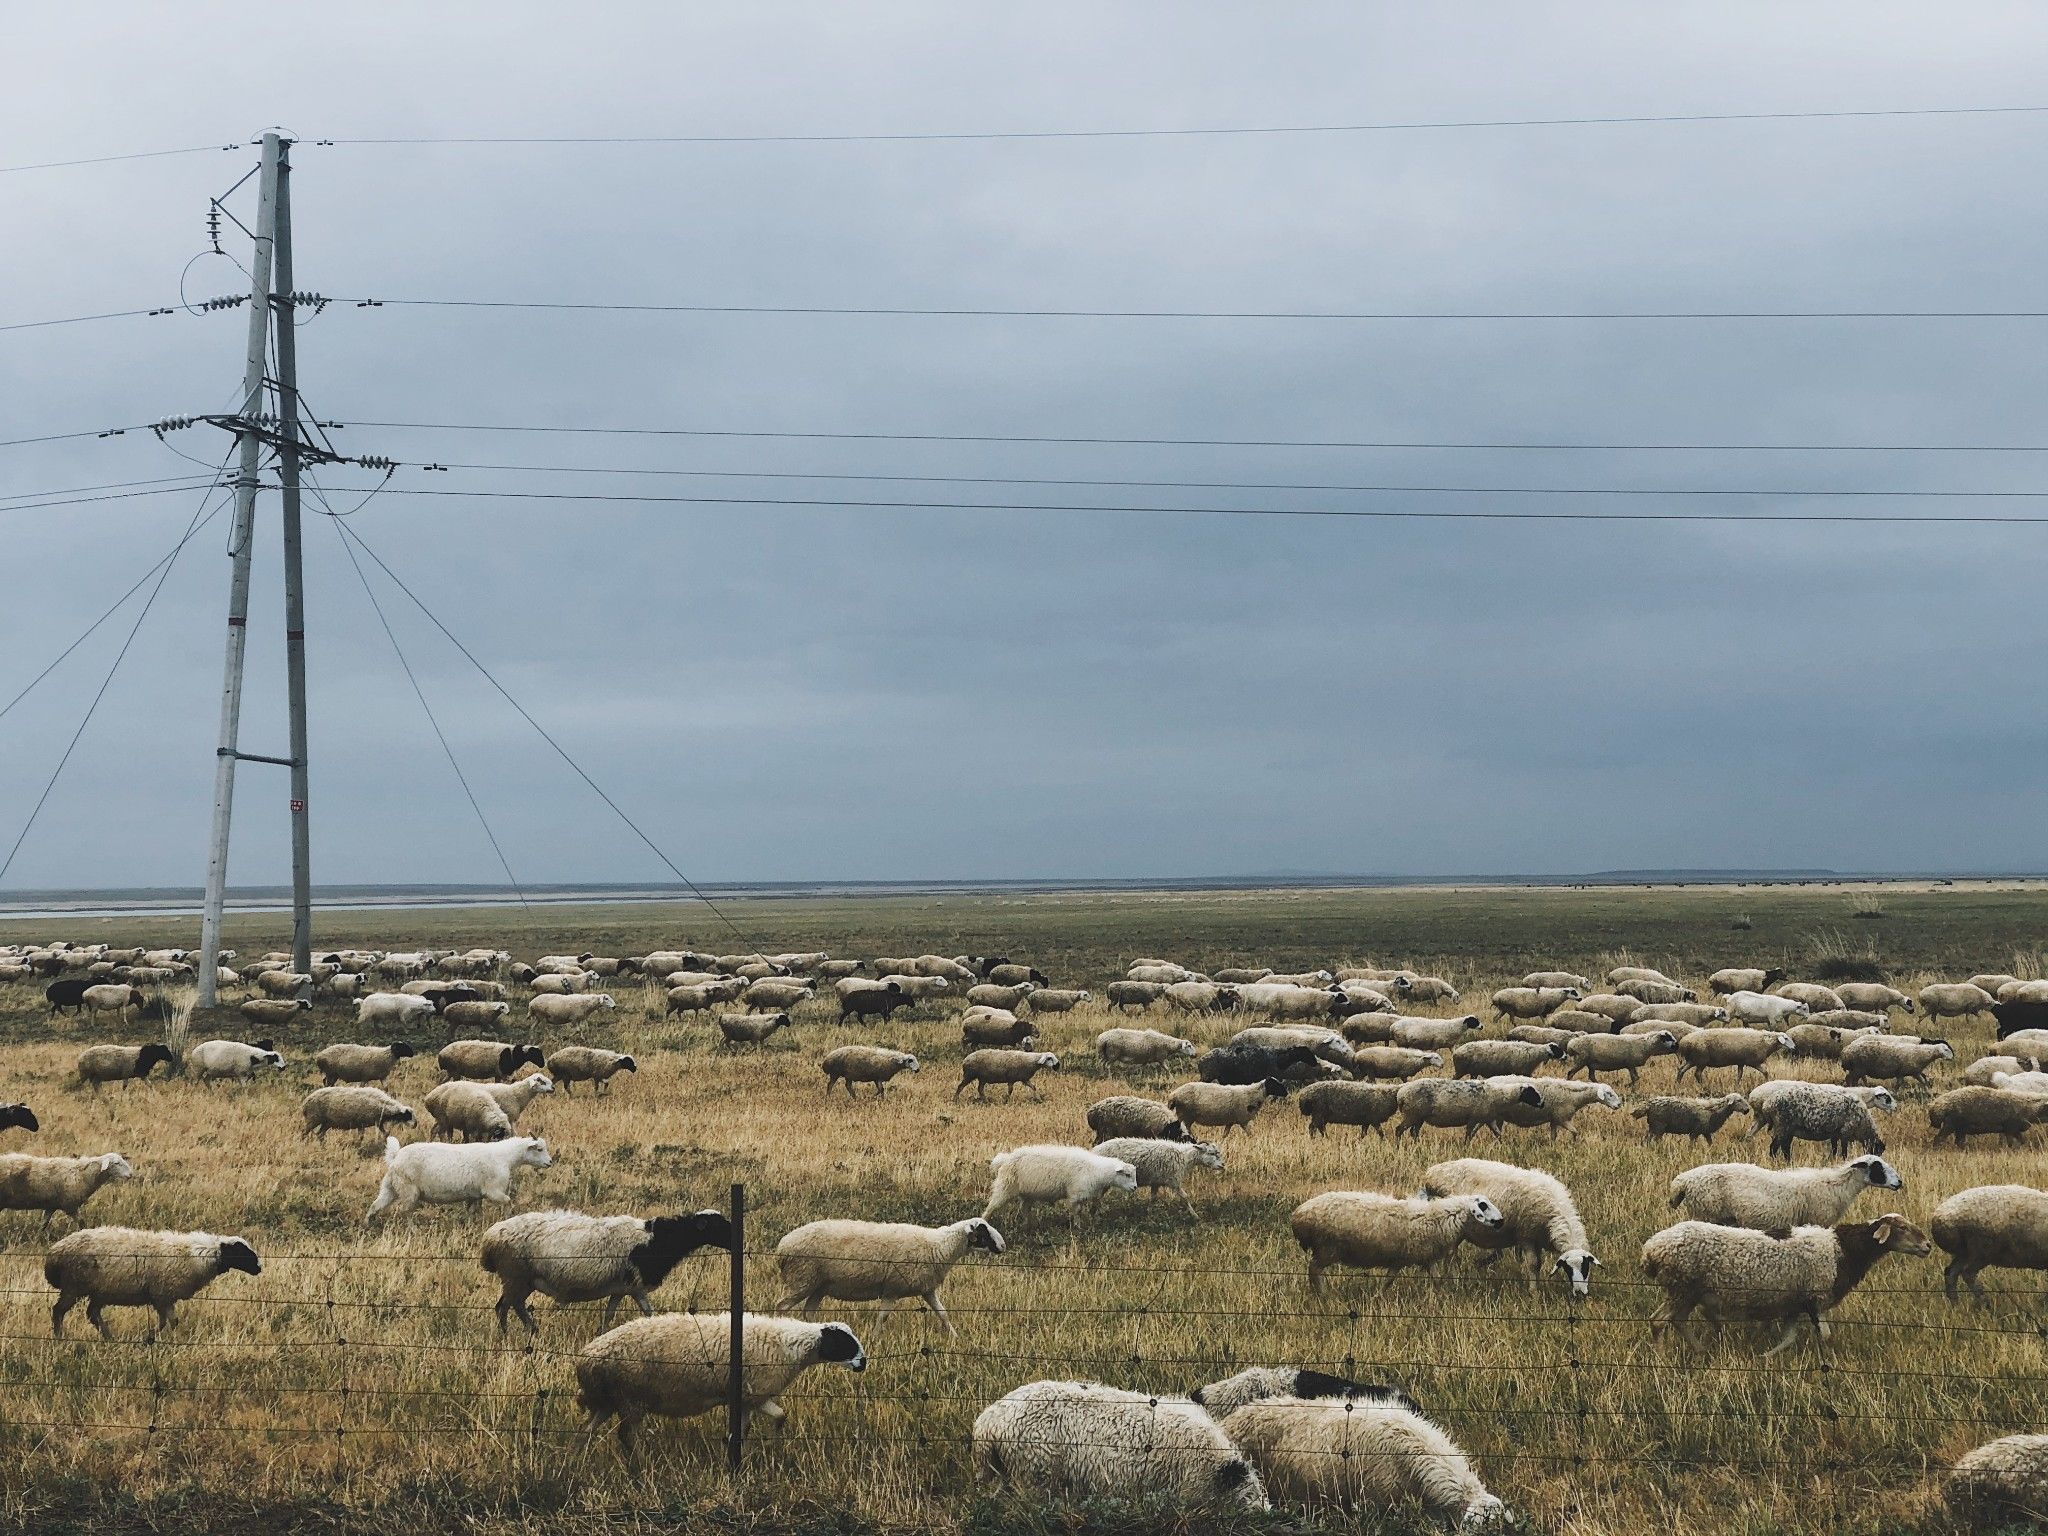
[1674,1027,1792,1086]
[1092,1138,1224,1217]
[1966,1053,2045,1087]
[1931,1185,2048,1305]
[365,1135,552,1221]
[718,1011,792,1047]
[185,1038,284,1083]
[1024,988,1090,1013]
[820,1046,920,1098]
[1840,1034,1954,1087]
[78,983,149,1025]
[1422,1157,1598,1300]
[439,1040,545,1083]
[0,1105,36,1135]
[45,1227,259,1338]
[1394,1079,1541,1142]
[1710,967,1787,995]
[300,1086,415,1142]
[1836,983,1914,1015]
[424,1073,553,1141]
[1565,1030,1678,1087]
[1105,981,1165,1011]
[355,992,438,1029]
[1220,1394,1504,1525]
[528,992,617,1027]
[482,1207,732,1331]
[1168,1079,1291,1137]
[1296,1081,1402,1138]
[1641,1214,1929,1356]
[1085,1096,1190,1144]
[1095,1027,1195,1067]
[957,1049,1061,1101]
[1994,1070,2048,1096]
[775,1216,1004,1332]
[543,1046,636,1094]
[1402,976,1461,1004]
[982,1145,1137,1228]
[1947,1434,2048,1525]
[1452,1039,1563,1079]
[1927,1087,2048,1147]
[0,1151,132,1226]
[1749,1081,1893,1158]
[1919,983,1998,1025]
[1200,1043,1325,1086]
[1290,1191,1505,1289]
[439,1000,513,1033]
[961,1009,1037,1048]
[75,1043,176,1090]
[1669,1156,1902,1230]
[971,1380,1267,1511]
[1630,1095,1752,1145]
[576,1313,864,1452]
[313,1041,417,1085]
[1489,986,1578,1022]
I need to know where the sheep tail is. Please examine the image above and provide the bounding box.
[383,1135,401,1166]
[1668,1186,1686,1209]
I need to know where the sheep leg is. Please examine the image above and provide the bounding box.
[85,1299,113,1340]
[1178,1188,1199,1219]
[49,1292,77,1337]
[497,1289,538,1334]
[149,1301,177,1339]
[919,1293,956,1337]
[1761,1314,1810,1358]
[873,1299,896,1329]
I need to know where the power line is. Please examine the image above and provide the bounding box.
[0,307,179,334]
[0,424,149,451]
[0,473,221,503]
[316,103,2048,147]
[0,143,239,176]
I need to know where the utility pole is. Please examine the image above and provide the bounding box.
[196,132,283,1008]
[272,143,314,977]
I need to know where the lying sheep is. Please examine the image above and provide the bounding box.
[1927,1087,2048,1146]
[1347,1045,1442,1081]
[1290,1191,1504,1289]
[439,1040,546,1083]
[186,1038,284,1084]
[1674,1027,1792,1086]
[1092,1138,1224,1217]
[1565,1030,1677,1087]
[971,1379,1267,1512]
[482,1207,732,1331]
[983,1145,1137,1228]
[956,1049,1061,1101]
[1630,1094,1751,1145]
[1191,1364,1420,1421]
[1641,1213,1929,1356]
[1168,1079,1290,1137]
[1085,1096,1190,1144]
[1422,1157,1598,1299]
[424,1073,554,1141]
[1919,982,1997,1025]
[576,1313,864,1452]
[75,1043,175,1091]
[1840,1034,1953,1087]
[820,1046,920,1098]
[1947,1434,2048,1527]
[544,1046,636,1094]
[45,1227,259,1338]
[1095,1027,1195,1067]
[1931,1185,2048,1305]
[1296,1080,1401,1139]
[0,1151,132,1226]
[1221,1392,1504,1525]
[718,1011,792,1047]
[313,1041,417,1085]
[365,1135,552,1221]
[1669,1156,1902,1229]
[774,1216,1003,1332]
[1748,1081,1893,1159]
[300,1086,415,1143]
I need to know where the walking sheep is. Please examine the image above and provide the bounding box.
[1674,1027,1792,1086]
[365,1135,552,1222]
[439,1040,546,1083]
[185,1039,284,1083]
[355,992,438,1029]
[1839,1034,1954,1087]
[481,1207,733,1331]
[1091,1138,1224,1217]
[528,992,617,1027]
[1296,1080,1401,1139]
[820,1046,920,1097]
[1927,1087,2048,1146]
[1489,986,1578,1021]
[1932,1185,2048,1305]
[1724,992,1810,1028]
[1289,1191,1505,1290]
[956,1049,1061,1101]
[423,1074,553,1141]
[960,1008,1037,1048]
[774,1216,1004,1332]
[313,1041,417,1085]
[1748,1081,1893,1158]
[543,1046,636,1093]
[1421,1158,1598,1300]
[1564,1030,1677,1087]
[717,1011,792,1047]
[75,1043,175,1091]
[1492,1078,1623,1139]
[1348,1046,1443,1081]
[1168,1079,1291,1137]
[45,1227,259,1338]
[1629,1095,1751,1145]
[1394,1079,1543,1142]
[300,1086,416,1143]
[1668,1156,1902,1230]
[1919,983,1997,1026]
[1095,1027,1195,1067]
[1085,1095,1190,1144]
[983,1146,1137,1229]
[0,1152,132,1226]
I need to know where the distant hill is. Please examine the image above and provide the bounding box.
[1580,868,1842,882]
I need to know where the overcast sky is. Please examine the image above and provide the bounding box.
[3,4,2047,888]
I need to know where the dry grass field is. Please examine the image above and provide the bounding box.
[0,882,2043,1535]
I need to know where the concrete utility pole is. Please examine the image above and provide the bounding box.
[272,143,314,976]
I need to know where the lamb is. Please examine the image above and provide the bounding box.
[1640,1213,1930,1356]
[1839,1034,1954,1087]
[300,1086,416,1142]
[424,1073,554,1141]
[983,1145,1138,1228]
[1024,988,1091,1013]
[1918,982,1997,1025]
[1488,986,1577,1021]
[481,1207,732,1331]
[718,1011,792,1046]
[1931,1185,2048,1304]
[541,1045,635,1094]
[1295,1080,1402,1138]
[439,1040,546,1082]
[312,1041,417,1085]
[971,1379,1267,1511]
[440,1000,513,1032]
[527,992,617,1027]
[1168,1079,1290,1137]
[1565,1030,1677,1087]
[1946,1434,2048,1526]
[1836,983,1914,1015]
[961,1009,1038,1047]
[1421,1157,1598,1299]
[1710,967,1787,995]
[1927,1087,2048,1147]
[820,1046,921,1097]
[185,1038,284,1083]
[0,1151,132,1225]
[1290,1191,1505,1289]
[1668,1156,1902,1229]
[1092,1138,1224,1217]
[775,1216,1004,1331]
[1490,1078,1623,1139]
[1394,1078,1542,1142]
[365,1135,552,1221]
[44,1227,260,1338]
[1725,991,1810,1027]
[1452,1039,1563,1079]
[1391,1015,1485,1050]
[355,991,438,1029]
[1618,977,1696,1006]
[1349,1045,1443,1080]
[1105,981,1165,1011]
[1674,1027,1793,1086]
[575,1312,864,1452]
[1220,1393,1505,1525]
[1630,1094,1752,1145]
[952,1049,1059,1101]
[75,1043,176,1090]
[1748,1081,1893,1158]
[1085,1096,1190,1144]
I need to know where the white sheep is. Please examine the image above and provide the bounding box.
[355,991,438,1029]
[1724,991,1810,1027]
[300,1086,416,1142]
[983,1146,1137,1229]
[1095,1028,1196,1067]
[527,992,617,1026]
[1289,1191,1504,1289]
[365,1135,552,1222]
[1965,1054,2045,1087]
[1947,1434,2048,1526]
[0,1151,133,1226]
[1919,982,1998,1024]
[774,1216,1005,1332]
[1668,1156,1902,1229]
[481,1207,732,1331]
[1674,1027,1793,1086]
[44,1227,260,1338]
[541,1046,636,1094]
[820,1046,921,1097]
[1421,1158,1598,1299]
[185,1038,285,1083]
[575,1312,864,1452]
[1221,1395,1505,1526]
[1167,1079,1289,1137]
[1839,1034,1954,1086]
[1091,1138,1224,1217]
[423,1073,553,1141]
[1931,1184,2048,1304]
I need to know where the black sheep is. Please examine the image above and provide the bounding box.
[1198,1043,1323,1086]
[0,1103,38,1134]
[45,977,92,1015]
[840,987,913,1023]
